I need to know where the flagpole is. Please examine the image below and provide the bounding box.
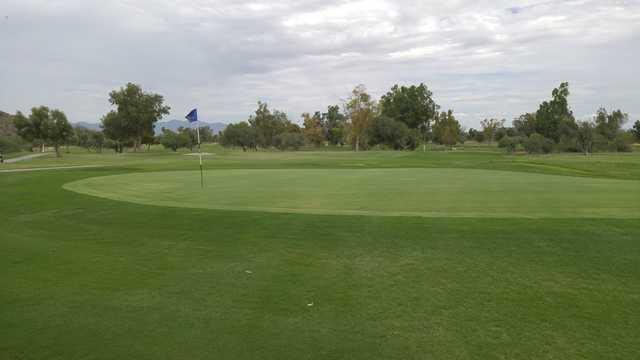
[196,124,203,188]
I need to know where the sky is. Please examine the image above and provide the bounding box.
[1,0,639,129]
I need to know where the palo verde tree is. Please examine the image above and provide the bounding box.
[103,83,170,151]
[345,85,376,151]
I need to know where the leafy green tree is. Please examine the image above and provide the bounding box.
[367,115,416,150]
[74,126,93,151]
[248,102,295,148]
[220,122,256,151]
[513,113,537,137]
[13,106,72,156]
[380,83,439,130]
[101,111,127,153]
[498,136,518,153]
[432,110,461,147]
[467,128,484,142]
[13,106,51,152]
[158,128,188,151]
[535,82,577,142]
[302,112,324,146]
[632,120,640,141]
[524,133,553,154]
[106,83,170,151]
[576,121,596,155]
[91,131,105,153]
[275,132,305,150]
[323,105,346,145]
[594,108,628,141]
[45,109,73,157]
[345,85,376,151]
[480,118,505,144]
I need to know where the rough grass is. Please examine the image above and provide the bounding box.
[2,147,640,359]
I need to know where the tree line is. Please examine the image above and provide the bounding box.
[468,83,637,154]
[2,81,640,157]
[220,82,639,154]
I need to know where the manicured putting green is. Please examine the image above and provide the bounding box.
[64,168,640,218]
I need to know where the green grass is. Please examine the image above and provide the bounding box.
[64,168,640,218]
[2,147,640,359]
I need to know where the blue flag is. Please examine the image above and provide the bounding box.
[185,108,198,123]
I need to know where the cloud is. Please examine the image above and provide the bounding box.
[1,0,639,128]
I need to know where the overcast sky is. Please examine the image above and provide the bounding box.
[1,0,639,128]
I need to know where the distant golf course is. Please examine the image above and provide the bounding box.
[2,145,640,359]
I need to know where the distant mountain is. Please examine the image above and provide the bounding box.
[72,119,227,134]
[74,121,102,131]
[155,119,227,134]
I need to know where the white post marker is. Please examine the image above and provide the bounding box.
[185,108,204,188]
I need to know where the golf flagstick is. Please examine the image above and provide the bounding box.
[197,124,203,188]
[185,108,203,188]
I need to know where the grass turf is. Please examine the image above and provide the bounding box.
[64,168,640,218]
[2,146,640,359]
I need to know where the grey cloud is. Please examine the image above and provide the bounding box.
[1,0,639,129]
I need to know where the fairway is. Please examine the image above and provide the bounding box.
[64,168,640,218]
[3,148,640,359]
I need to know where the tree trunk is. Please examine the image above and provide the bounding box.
[54,145,61,158]
[41,143,45,153]
[355,135,359,152]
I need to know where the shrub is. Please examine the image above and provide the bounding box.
[524,133,553,154]
[498,136,518,153]
[275,132,305,150]
[0,136,25,154]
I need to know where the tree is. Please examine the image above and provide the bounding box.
[380,83,439,130]
[220,122,256,151]
[13,106,51,152]
[158,128,188,151]
[275,132,305,150]
[480,118,505,144]
[432,110,461,147]
[535,82,577,142]
[467,128,484,142]
[632,120,640,141]
[302,112,324,146]
[524,133,553,154]
[595,108,628,141]
[323,105,346,145]
[248,102,295,148]
[101,111,127,153]
[105,83,170,151]
[576,121,596,155]
[13,106,72,156]
[45,109,73,157]
[74,126,93,151]
[345,85,375,151]
[498,136,518,153]
[367,115,416,150]
[177,126,198,151]
[513,113,537,137]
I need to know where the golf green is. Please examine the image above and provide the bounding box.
[64,168,640,218]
